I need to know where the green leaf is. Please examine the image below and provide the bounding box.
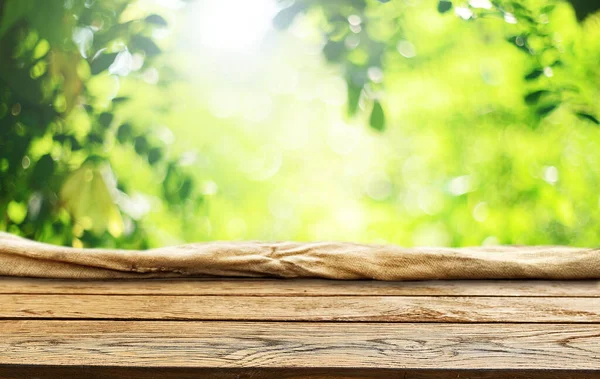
[134,135,149,155]
[130,35,161,57]
[437,0,453,13]
[90,52,118,75]
[576,112,600,125]
[507,35,531,54]
[179,177,193,200]
[112,96,130,104]
[524,69,543,80]
[323,40,345,62]
[163,163,184,204]
[510,1,529,14]
[69,136,82,151]
[148,147,163,165]
[347,82,362,117]
[145,14,168,26]
[116,123,133,143]
[536,103,559,117]
[7,201,27,224]
[98,112,114,128]
[0,0,35,38]
[540,4,555,14]
[524,90,550,105]
[29,154,55,190]
[369,100,385,131]
[60,164,123,237]
[87,132,104,144]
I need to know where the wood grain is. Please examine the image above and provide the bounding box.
[3,278,600,377]
[2,366,599,379]
[3,294,600,322]
[1,277,598,297]
[1,321,600,370]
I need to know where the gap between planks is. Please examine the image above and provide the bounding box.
[1,278,598,297]
[2,294,600,323]
[2,366,600,379]
[1,321,599,370]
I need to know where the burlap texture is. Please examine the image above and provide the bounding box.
[0,232,598,280]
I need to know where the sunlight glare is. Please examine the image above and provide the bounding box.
[193,0,276,52]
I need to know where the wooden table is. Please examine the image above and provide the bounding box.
[0,278,599,378]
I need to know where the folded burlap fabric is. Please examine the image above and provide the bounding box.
[0,232,598,280]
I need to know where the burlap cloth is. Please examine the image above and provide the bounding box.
[0,232,598,280]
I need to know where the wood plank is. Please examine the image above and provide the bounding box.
[1,366,599,379]
[2,294,600,322]
[1,321,599,370]
[1,277,598,297]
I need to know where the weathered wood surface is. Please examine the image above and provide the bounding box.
[2,321,600,370]
[4,294,600,322]
[1,279,600,379]
[1,277,598,296]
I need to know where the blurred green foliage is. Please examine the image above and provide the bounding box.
[1,0,600,248]
[0,0,201,248]
[274,0,600,131]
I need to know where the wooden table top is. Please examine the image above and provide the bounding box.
[1,278,599,378]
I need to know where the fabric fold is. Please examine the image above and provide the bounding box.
[0,232,598,280]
